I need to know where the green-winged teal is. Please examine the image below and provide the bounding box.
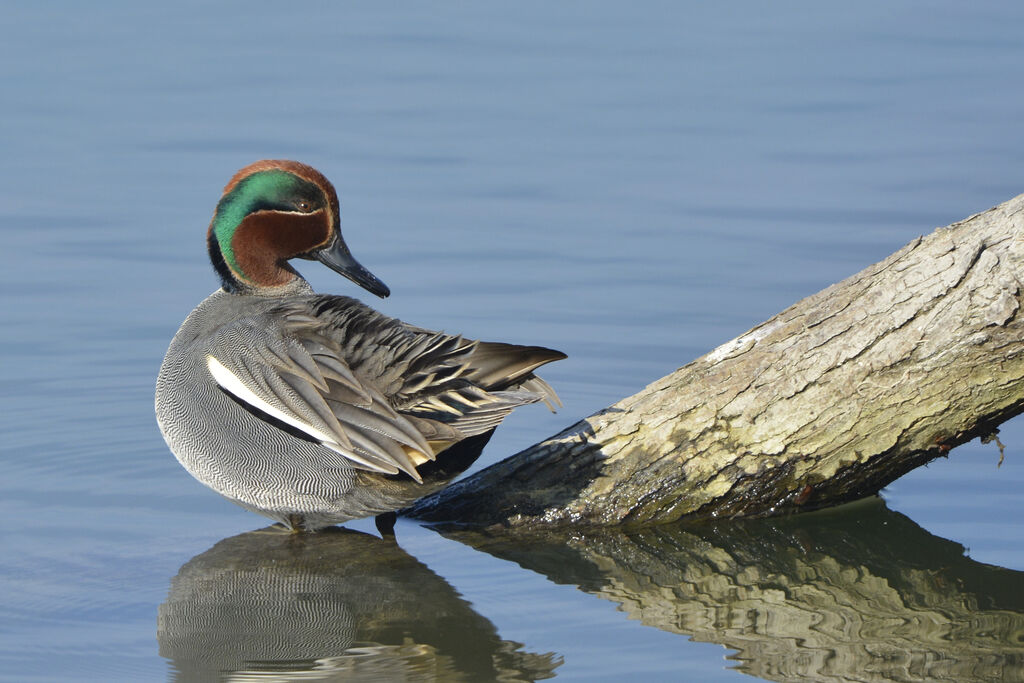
[155,160,565,531]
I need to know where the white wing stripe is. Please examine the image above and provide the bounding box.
[207,355,335,446]
[207,355,402,477]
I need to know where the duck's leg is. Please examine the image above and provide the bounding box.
[285,513,307,533]
[375,511,397,536]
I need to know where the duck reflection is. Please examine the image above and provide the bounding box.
[158,527,560,682]
[441,497,1024,683]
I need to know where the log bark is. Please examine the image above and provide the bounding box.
[409,193,1024,528]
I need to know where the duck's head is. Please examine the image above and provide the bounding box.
[207,160,390,298]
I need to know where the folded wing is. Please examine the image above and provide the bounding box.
[205,296,565,483]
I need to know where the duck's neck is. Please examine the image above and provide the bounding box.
[207,228,309,296]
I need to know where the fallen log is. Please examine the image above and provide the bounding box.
[409,193,1024,528]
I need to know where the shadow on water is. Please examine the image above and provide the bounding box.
[157,527,561,682]
[438,497,1024,683]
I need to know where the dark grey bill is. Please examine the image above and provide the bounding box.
[314,238,390,298]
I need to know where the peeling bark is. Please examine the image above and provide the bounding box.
[409,194,1024,528]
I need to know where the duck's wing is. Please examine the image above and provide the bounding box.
[460,341,566,411]
[206,296,565,483]
[301,296,566,436]
[203,309,434,482]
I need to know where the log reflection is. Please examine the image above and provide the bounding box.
[158,527,560,682]
[441,497,1024,683]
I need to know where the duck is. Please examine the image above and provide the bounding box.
[155,160,565,532]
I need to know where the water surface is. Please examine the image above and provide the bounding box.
[2,2,1024,680]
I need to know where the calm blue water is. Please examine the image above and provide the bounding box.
[2,2,1024,681]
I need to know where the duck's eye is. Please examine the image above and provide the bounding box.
[295,201,311,212]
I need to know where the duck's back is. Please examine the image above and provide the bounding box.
[155,289,564,529]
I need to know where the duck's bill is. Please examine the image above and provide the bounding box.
[314,240,391,298]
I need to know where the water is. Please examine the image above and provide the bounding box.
[2,2,1023,680]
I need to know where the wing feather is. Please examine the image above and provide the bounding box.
[205,316,430,482]
[206,296,564,485]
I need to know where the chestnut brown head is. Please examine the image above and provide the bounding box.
[207,160,389,297]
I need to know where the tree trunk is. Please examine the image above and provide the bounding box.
[408,193,1024,528]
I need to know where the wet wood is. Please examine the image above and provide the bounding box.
[409,193,1024,528]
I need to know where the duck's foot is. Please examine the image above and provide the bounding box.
[375,511,397,536]
[285,513,308,533]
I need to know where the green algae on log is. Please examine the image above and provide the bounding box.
[408,193,1024,528]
